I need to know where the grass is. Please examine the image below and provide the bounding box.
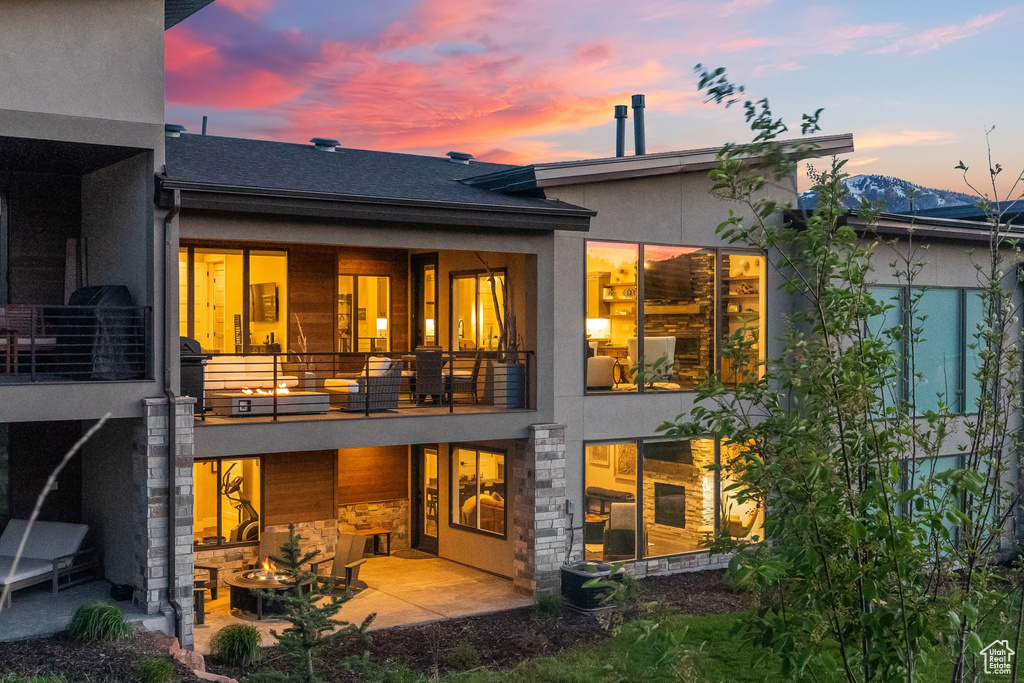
[210,623,264,667]
[65,602,131,645]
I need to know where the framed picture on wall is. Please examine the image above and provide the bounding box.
[358,308,366,321]
[615,443,637,482]
[589,445,610,467]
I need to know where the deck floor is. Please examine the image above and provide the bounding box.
[193,554,531,654]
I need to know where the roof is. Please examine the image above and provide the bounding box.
[165,0,215,29]
[786,209,1024,243]
[160,134,594,231]
[462,133,855,192]
[895,200,1024,225]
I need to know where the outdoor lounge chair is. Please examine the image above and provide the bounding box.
[0,520,99,606]
[324,360,403,412]
[309,533,367,592]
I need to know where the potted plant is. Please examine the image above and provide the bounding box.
[476,254,526,409]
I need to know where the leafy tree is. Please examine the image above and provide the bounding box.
[257,524,374,682]
[660,65,1024,682]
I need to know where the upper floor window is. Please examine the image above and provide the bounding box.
[867,287,984,414]
[451,271,505,352]
[584,240,765,393]
[179,246,288,354]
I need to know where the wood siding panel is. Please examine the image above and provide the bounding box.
[264,450,336,525]
[337,445,408,504]
[288,245,336,353]
[338,247,410,352]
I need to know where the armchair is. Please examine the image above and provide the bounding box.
[310,533,367,592]
[325,361,403,412]
[602,502,636,561]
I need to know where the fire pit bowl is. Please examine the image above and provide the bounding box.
[225,557,314,620]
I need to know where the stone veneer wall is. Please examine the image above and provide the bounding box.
[512,424,567,596]
[133,397,196,647]
[338,499,410,552]
[641,440,716,551]
[194,519,339,591]
[643,252,715,388]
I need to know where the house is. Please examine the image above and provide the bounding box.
[1,0,1016,655]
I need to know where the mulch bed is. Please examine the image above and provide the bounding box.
[0,628,204,682]
[0,569,748,682]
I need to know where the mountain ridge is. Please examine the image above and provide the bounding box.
[798,174,976,213]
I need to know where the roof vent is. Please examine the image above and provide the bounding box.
[446,151,474,165]
[165,123,186,138]
[310,137,339,152]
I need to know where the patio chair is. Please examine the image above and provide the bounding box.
[248,529,291,568]
[602,502,636,561]
[445,354,482,403]
[309,533,367,592]
[324,360,403,412]
[414,347,444,405]
[0,520,99,606]
[193,564,219,626]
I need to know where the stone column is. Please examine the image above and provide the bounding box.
[133,396,196,647]
[512,424,567,596]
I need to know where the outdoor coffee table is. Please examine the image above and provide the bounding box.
[209,390,330,417]
[225,570,314,620]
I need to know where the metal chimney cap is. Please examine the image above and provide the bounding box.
[631,94,645,108]
[446,151,474,164]
[310,137,340,152]
[614,105,629,119]
[164,123,186,138]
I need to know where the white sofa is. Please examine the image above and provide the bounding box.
[0,520,98,605]
[204,355,299,391]
[626,336,676,383]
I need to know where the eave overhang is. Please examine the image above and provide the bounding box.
[157,179,595,232]
[787,210,1024,244]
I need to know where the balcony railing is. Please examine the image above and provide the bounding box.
[0,305,152,383]
[184,348,534,421]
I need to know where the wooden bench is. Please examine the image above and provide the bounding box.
[353,527,392,556]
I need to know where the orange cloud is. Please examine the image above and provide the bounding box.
[857,130,955,150]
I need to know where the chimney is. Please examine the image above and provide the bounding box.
[446,151,474,165]
[614,105,628,157]
[631,94,646,155]
[164,123,186,138]
[201,115,208,136]
[310,137,339,152]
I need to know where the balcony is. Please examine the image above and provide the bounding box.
[0,304,152,384]
[184,348,534,424]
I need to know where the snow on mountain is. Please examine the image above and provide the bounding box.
[798,175,975,213]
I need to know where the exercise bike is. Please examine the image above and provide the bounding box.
[221,463,260,543]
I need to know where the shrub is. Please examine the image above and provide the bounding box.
[135,655,176,683]
[533,593,566,617]
[442,639,481,671]
[66,601,131,644]
[211,623,264,667]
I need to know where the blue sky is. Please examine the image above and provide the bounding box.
[167,0,1024,193]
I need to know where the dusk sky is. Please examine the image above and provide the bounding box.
[166,1,1024,193]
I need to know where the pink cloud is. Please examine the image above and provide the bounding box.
[856,130,955,150]
[216,0,275,20]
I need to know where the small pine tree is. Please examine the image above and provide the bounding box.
[255,524,374,682]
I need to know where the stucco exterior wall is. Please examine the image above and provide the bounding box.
[0,0,164,126]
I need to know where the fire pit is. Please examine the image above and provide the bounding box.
[225,557,314,620]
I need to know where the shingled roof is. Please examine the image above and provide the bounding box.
[160,134,593,231]
[165,0,215,29]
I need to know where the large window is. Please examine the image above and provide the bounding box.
[452,271,505,352]
[193,457,262,548]
[866,287,983,414]
[585,240,764,392]
[179,247,288,354]
[583,438,762,562]
[451,446,506,536]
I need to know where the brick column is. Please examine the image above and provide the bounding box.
[512,424,567,596]
[133,396,196,647]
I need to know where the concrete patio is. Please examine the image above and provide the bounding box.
[0,580,172,642]
[193,554,532,654]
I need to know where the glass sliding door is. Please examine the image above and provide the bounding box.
[412,254,439,348]
[180,246,287,354]
[451,272,505,352]
[338,275,391,353]
[413,445,439,553]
